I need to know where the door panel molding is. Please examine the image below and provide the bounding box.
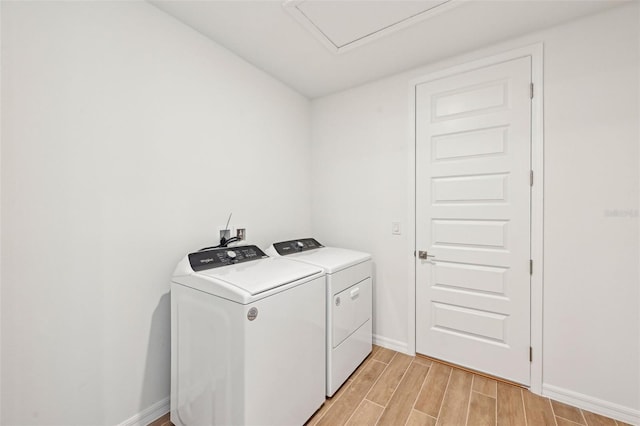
[407,43,544,394]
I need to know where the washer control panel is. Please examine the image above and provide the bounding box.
[273,238,323,256]
[189,245,268,271]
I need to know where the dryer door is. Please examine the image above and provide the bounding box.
[332,278,372,348]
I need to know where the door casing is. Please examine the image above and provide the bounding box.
[407,44,544,394]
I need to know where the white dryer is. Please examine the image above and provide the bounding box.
[266,238,372,396]
[170,245,326,426]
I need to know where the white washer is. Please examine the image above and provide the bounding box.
[266,238,372,396]
[170,245,326,426]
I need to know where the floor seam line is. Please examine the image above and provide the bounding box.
[472,389,497,399]
[464,373,474,426]
[403,362,430,426]
[555,414,586,425]
[434,365,453,423]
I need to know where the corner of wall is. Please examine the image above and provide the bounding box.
[372,334,410,355]
[117,398,169,426]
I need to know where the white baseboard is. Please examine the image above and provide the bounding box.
[543,384,639,425]
[116,335,405,426]
[373,334,411,355]
[118,397,170,426]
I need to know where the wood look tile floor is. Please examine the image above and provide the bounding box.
[149,346,628,426]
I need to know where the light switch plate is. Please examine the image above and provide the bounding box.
[392,221,401,235]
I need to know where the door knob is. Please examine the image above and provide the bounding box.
[418,251,436,260]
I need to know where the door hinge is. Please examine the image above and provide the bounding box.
[530,170,534,186]
[529,346,533,362]
[529,259,533,275]
[530,83,534,99]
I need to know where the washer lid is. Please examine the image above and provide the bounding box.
[196,257,322,295]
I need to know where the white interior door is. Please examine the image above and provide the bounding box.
[415,57,532,385]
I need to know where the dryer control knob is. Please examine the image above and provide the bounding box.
[296,241,304,248]
[226,250,237,259]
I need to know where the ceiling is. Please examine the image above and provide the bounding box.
[149,0,626,98]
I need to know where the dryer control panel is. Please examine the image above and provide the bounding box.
[188,245,268,271]
[273,238,324,256]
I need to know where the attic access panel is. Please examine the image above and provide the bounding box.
[284,0,458,54]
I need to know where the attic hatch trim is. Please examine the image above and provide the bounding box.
[283,0,461,54]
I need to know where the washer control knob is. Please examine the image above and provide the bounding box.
[226,250,237,259]
[296,241,304,248]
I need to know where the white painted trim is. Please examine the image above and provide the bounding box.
[407,43,544,394]
[373,334,410,355]
[0,3,3,422]
[528,43,544,396]
[406,80,417,357]
[118,397,169,426]
[282,0,461,55]
[543,384,640,425]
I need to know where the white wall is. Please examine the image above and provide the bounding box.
[539,3,639,416]
[311,3,639,421]
[310,80,411,349]
[0,2,312,425]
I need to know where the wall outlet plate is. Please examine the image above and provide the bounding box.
[218,228,231,241]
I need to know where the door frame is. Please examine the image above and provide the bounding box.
[407,44,544,394]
